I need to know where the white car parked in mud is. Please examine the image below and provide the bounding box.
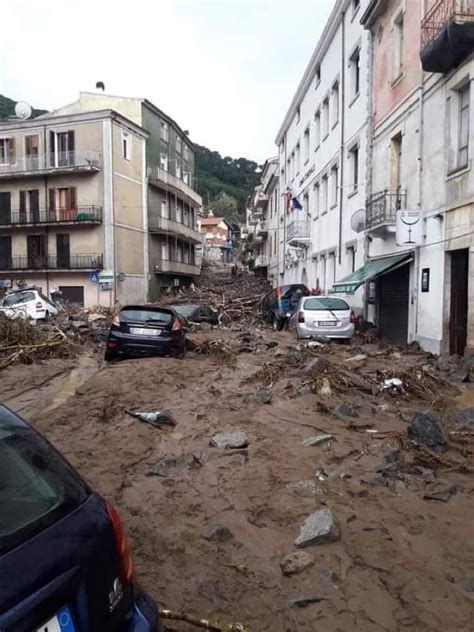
[0,289,59,320]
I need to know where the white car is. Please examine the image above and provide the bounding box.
[0,289,59,320]
[289,295,356,340]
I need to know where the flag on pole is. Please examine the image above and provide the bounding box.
[292,196,303,211]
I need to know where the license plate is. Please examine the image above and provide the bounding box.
[130,327,161,336]
[317,321,337,327]
[36,606,76,632]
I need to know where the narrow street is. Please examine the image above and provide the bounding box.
[1,272,474,632]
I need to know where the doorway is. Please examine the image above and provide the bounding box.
[27,235,47,269]
[450,248,469,356]
[378,263,410,343]
[0,192,11,225]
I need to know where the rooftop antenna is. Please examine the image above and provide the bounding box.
[15,101,32,120]
[96,81,105,92]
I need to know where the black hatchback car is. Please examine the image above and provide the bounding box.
[0,404,161,631]
[105,305,186,361]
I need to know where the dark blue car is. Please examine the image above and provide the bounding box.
[0,404,162,632]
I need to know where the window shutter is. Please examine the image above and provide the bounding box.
[68,131,75,152]
[49,131,56,166]
[8,138,15,163]
[19,191,26,212]
[70,187,77,210]
[49,188,56,220]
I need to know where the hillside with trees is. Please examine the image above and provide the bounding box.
[194,144,260,223]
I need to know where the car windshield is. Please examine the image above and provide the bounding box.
[171,304,198,318]
[120,308,173,324]
[0,406,88,555]
[2,291,35,307]
[304,297,350,311]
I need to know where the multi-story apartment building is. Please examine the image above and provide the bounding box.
[199,214,233,262]
[357,0,474,352]
[245,158,280,283]
[0,109,148,306]
[53,92,202,299]
[275,0,370,311]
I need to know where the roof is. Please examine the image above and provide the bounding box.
[200,217,232,228]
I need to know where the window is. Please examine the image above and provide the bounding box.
[0,138,15,165]
[296,143,301,173]
[303,296,349,311]
[183,171,190,185]
[352,0,360,14]
[347,246,356,273]
[176,135,182,154]
[458,84,470,168]
[314,182,320,217]
[329,252,336,283]
[322,175,328,213]
[314,110,321,149]
[331,164,339,207]
[322,98,330,139]
[304,193,309,217]
[161,121,169,142]
[49,131,74,167]
[296,105,301,124]
[349,145,359,191]
[315,65,321,89]
[332,82,339,126]
[286,157,291,181]
[304,127,310,163]
[350,47,361,98]
[160,154,168,171]
[393,13,404,79]
[24,135,39,167]
[122,133,130,160]
[183,144,189,161]
[391,133,402,191]
[161,198,169,219]
[176,163,182,179]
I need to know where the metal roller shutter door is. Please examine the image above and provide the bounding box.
[378,264,410,344]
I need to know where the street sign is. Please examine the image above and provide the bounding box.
[100,282,114,291]
[89,271,99,283]
[98,270,114,285]
[396,210,422,246]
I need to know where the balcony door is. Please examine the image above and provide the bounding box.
[50,131,75,167]
[49,187,76,221]
[25,135,39,170]
[27,235,47,269]
[0,236,12,269]
[0,192,11,225]
[19,190,40,223]
[56,234,70,268]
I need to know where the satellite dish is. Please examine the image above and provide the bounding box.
[15,102,32,120]
[350,209,366,233]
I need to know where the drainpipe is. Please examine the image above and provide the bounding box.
[338,8,346,266]
[282,131,288,285]
[43,125,50,296]
[364,25,375,321]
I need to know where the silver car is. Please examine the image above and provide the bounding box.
[289,295,356,340]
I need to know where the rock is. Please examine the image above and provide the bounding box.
[346,354,367,366]
[313,335,332,345]
[239,344,255,354]
[302,434,333,447]
[87,313,106,323]
[314,468,328,481]
[288,348,302,364]
[280,551,314,576]
[245,390,272,405]
[334,403,359,418]
[274,348,286,358]
[229,324,243,332]
[69,320,89,331]
[199,322,213,332]
[423,485,457,502]
[210,430,248,449]
[266,340,279,349]
[303,357,329,376]
[455,408,474,429]
[461,577,474,594]
[291,596,323,608]
[295,508,340,548]
[201,525,233,542]
[287,480,317,494]
[319,378,332,396]
[307,340,324,348]
[407,412,447,452]
[448,370,470,384]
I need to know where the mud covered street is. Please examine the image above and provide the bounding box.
[2,285,474,631]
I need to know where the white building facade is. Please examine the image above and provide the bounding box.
[275,0,370,311]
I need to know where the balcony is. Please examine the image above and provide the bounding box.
[286,220,310,245]
[0,206,102,228]
[0,254,104,272]
[254,254,268,268]
[150,167,203,207]
[256,221,268,238]
[365,189,406,233]
[255,192,269,208]
[421,0,474,73]
[154,258,201,277]
[0,151,101,179]
[148,214,201,243]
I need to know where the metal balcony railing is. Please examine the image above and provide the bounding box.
[0,254,104,271]
[254,255,268,268]
[421,0,474,49]
[0,206,103,227]
[365,189,406,229]
[0,151,101,177]
[286,220,310,242]
[148,214,201,243]
[153,258,201,276]
[153,167,202,207]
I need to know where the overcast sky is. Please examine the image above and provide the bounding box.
[2,0,334,163]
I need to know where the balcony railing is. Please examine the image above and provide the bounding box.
[0,151,102,178]
[0,254,104,271]
[286,220,310,243]
[366,189,406,230]
[421,0,474,72]
[153,258,201,276]
[0,206,103,227]
[256,221,268,237]
[254,254,268,268]
[151,167,202,207]
[148,214,201,243]
[255,192,269,208]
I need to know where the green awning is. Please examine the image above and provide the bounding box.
[332,253,412,294]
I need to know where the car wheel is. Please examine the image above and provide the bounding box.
[272,315,285,331]
[104,350,117,362]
